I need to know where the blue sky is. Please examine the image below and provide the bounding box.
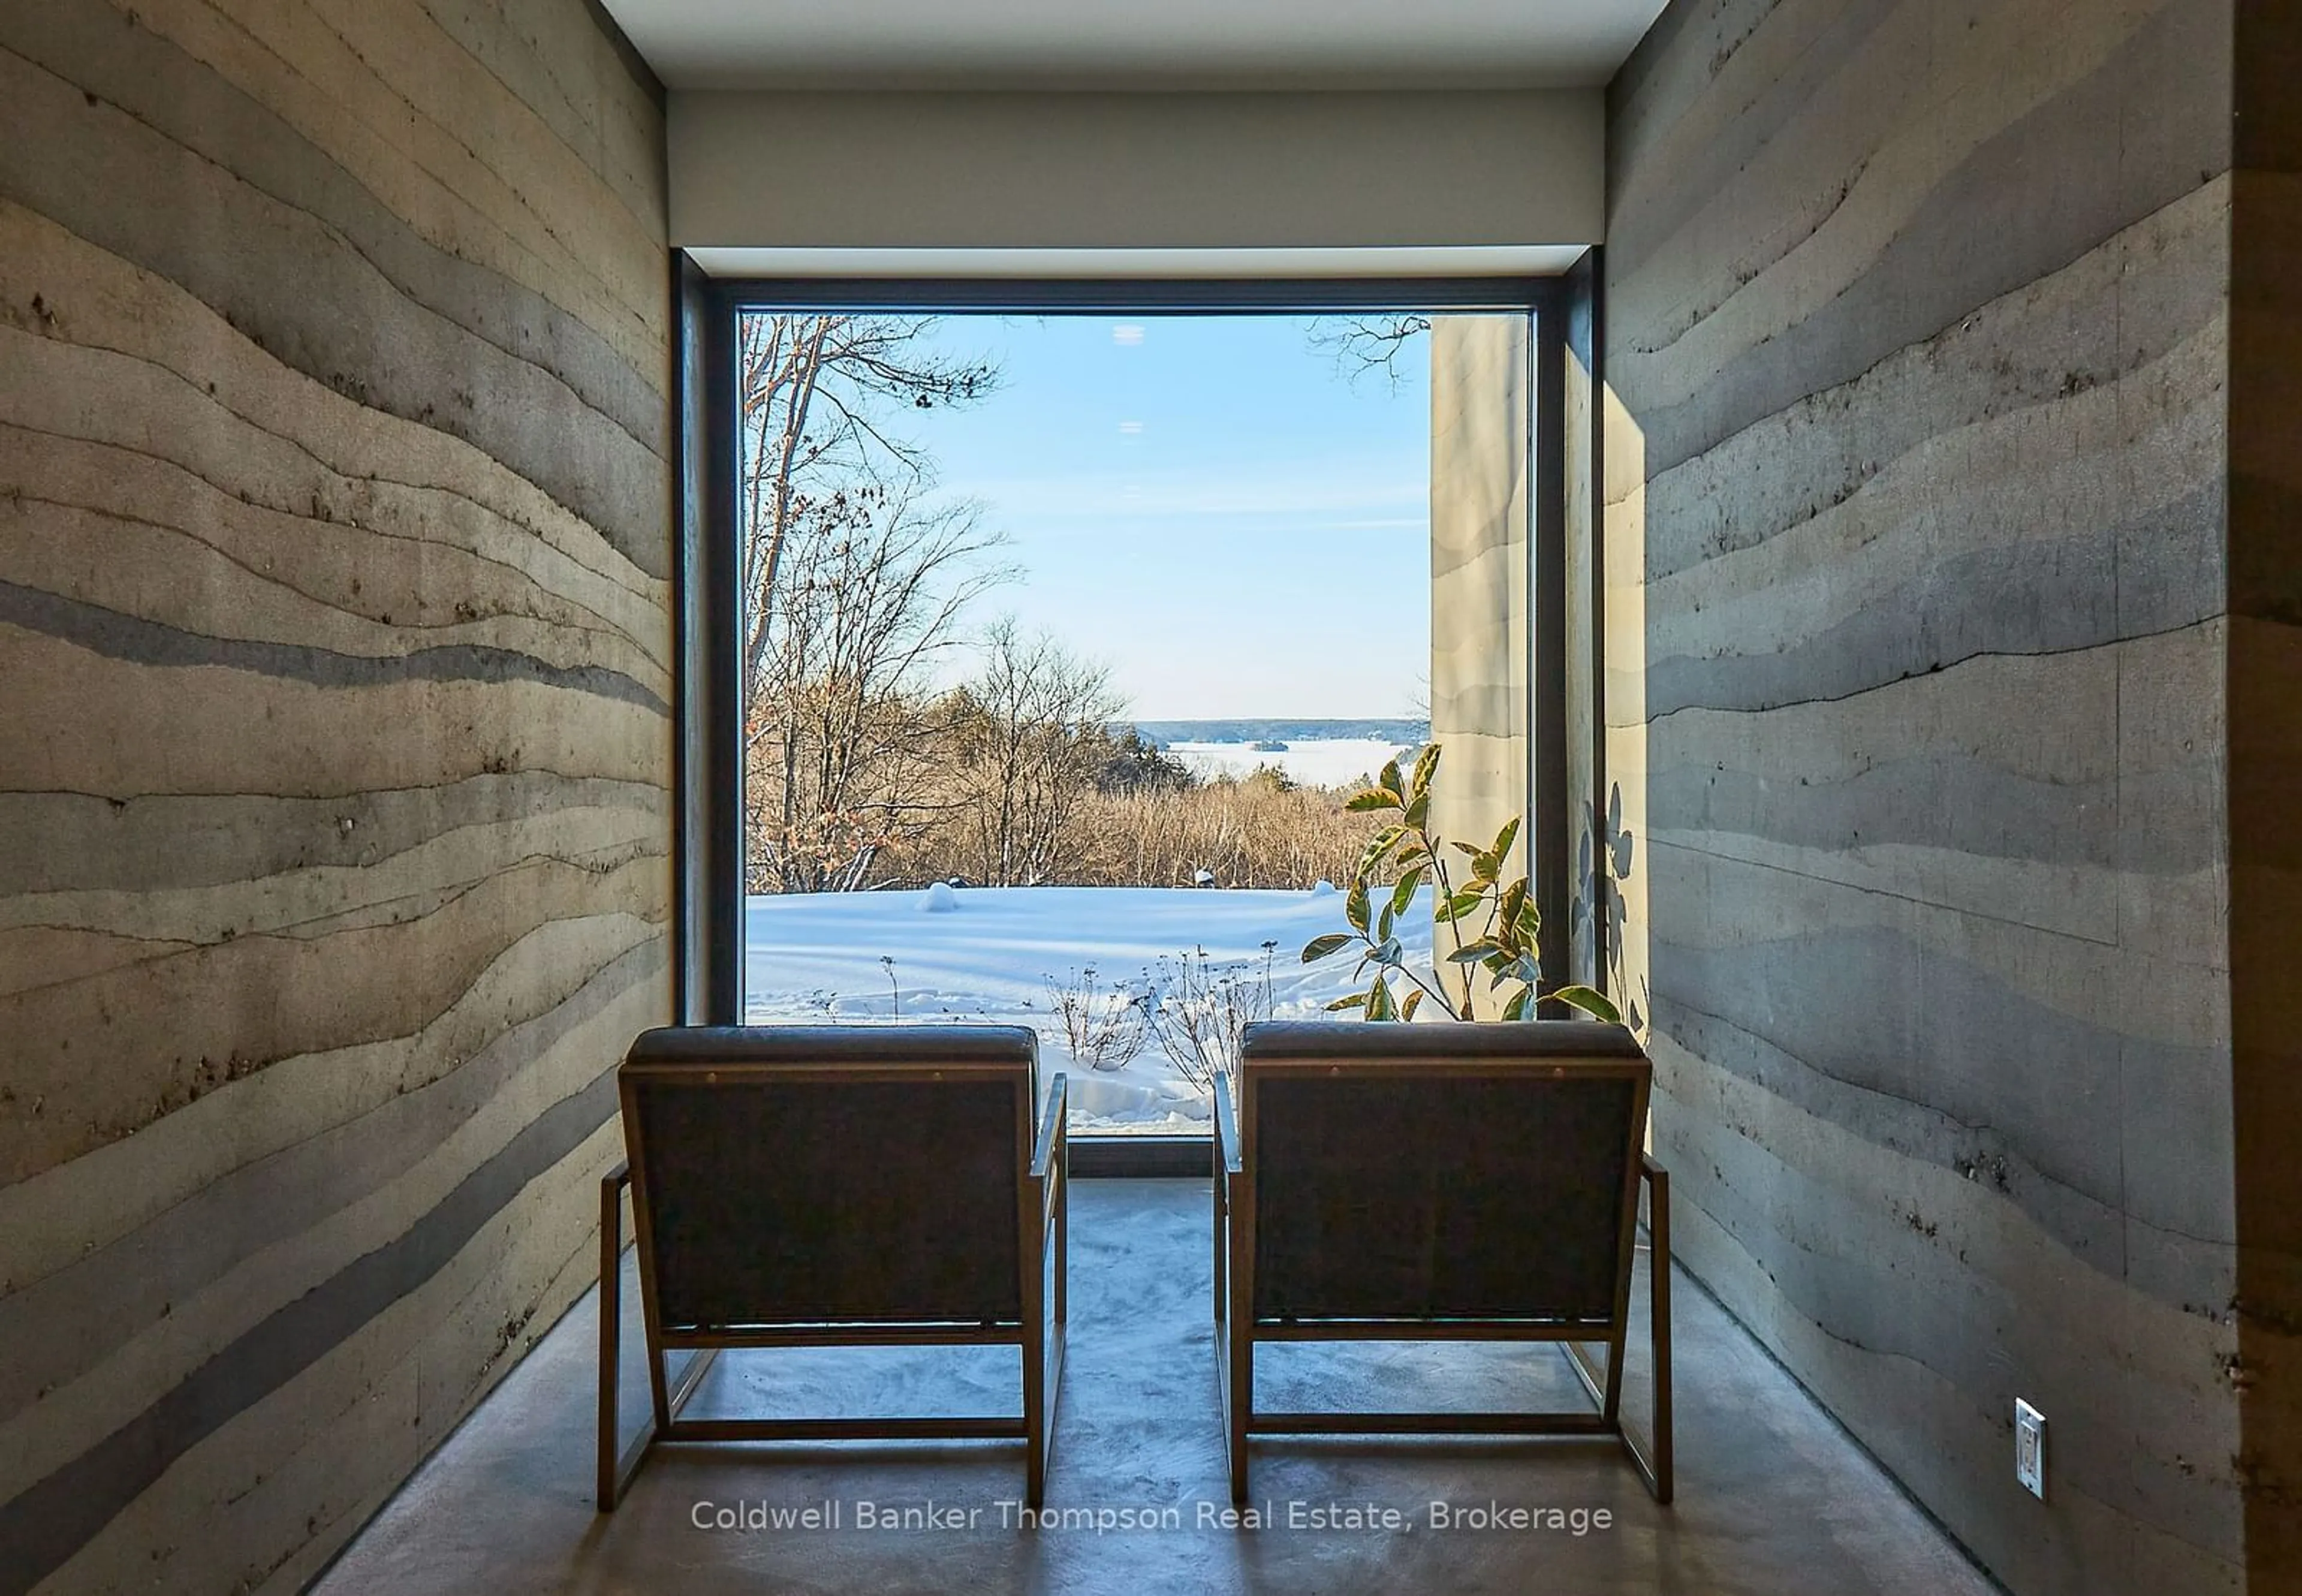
[894,314,1431,721]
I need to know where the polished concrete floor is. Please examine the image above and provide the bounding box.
[318,1180,1997,1595]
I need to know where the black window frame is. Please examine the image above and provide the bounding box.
[673,263,1577,1175]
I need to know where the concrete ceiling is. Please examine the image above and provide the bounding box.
[597,0,1671,92]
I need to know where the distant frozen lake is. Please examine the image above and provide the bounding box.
[745,884,1435,1135]
[1162,736,1416,791]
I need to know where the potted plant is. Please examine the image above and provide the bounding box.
[1303,743,1619,1023]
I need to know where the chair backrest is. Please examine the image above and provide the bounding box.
[1237,1020,1650,1329]
[619,1025,1038,1332]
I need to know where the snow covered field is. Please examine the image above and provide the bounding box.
[745,884,1432,1134]
[1163,737,1416,791]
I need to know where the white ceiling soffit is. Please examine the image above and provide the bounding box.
[684,246,1591,280]
[598,0,1671,91]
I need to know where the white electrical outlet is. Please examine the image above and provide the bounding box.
[2014,1399,2047,1499]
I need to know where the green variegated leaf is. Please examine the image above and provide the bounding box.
[1345,789,1397,812]
[1500,988,1532,1022]
[1497,880,1527,942]
[1491,815,1521,863]
[1301,933,1354,962]
[1409,743,1441,798]
[1552,984,1622,1024]
[1358,823,1407,877]
[1369,974,1396,1021]
[1507,879,1539,943]
[1378,758,1404,799]
[1400,989,1424,1022]
[1372,936,1403,966]
[1450,840,1483,857]
[1403,790,1430,828]
[1325,992,1369,1011]
[1387,868,1424,922]
[1447,940,1502,963]
[1377,899,1396,942]
[1345,878,1370,933]
[1438,888,1486,923]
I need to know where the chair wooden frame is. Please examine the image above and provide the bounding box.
[597,1029,1067,1511]
[1212,1022,1671,1504]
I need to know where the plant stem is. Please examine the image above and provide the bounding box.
[1419,823,1475,1017]
[1351,928,1458,1017]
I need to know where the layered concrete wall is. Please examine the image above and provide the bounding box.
[0,2,673,1591]
[1605,0,2253,1589]
[1430,314,1533,996]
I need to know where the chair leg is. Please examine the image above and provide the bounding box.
[1647,1163,1674,1504]
[1025,1299,1046,1506]
[1225,1191,1252,1504]
[1054,1128,1069,1330]
[1227,1314,1252,1504]
[1041,1307,1066,1508]
[597,1174,619,1511]
[1024,1158,1061,1509]
[1602,1158,1674,1504]
[1045,1152,1071,1507]
[598,1166,653,1512]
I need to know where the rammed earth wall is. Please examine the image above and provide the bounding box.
[0,2,675,1588]
[1602,0,2301,1589]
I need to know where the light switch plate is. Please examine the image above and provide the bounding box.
[2015,1399,2047,1499]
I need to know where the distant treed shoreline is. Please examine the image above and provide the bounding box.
[1128,718,1430,747]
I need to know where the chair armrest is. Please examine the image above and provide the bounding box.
[1640,1154,1669,1233]
[1031,1074,1068,1179]
[600,1160,631,1254]
[1211,1067,1242,1175]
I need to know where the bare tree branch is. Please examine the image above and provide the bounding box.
[1305,314,1433,391]
[736,313,999,688]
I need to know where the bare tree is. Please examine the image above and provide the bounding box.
[947,620,1125,886]
[737,314,998,689]
[746,481,1010,893]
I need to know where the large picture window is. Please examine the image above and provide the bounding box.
[680,278,1569,1157]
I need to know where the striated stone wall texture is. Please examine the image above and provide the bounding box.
[1603,0,2268,1589]
[1430,312,1533,971]
[0,1,674,1590]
